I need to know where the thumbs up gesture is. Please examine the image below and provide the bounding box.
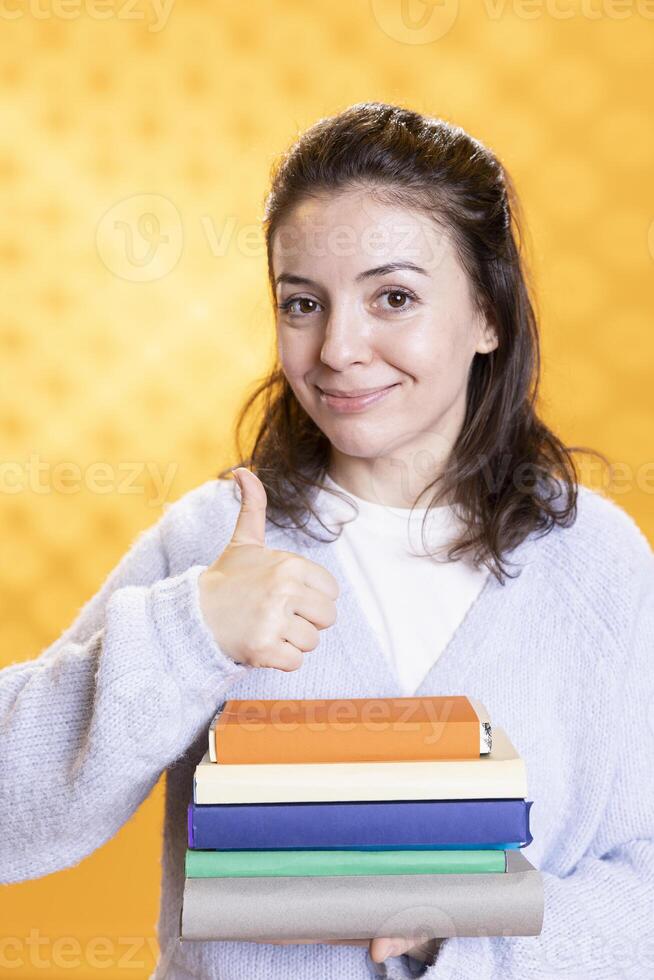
[198,468,340,671]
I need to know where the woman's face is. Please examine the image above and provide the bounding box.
[272,187,497,494]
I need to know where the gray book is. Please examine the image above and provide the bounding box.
[180,850,543,942]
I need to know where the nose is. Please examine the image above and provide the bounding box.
[319,305,373,371]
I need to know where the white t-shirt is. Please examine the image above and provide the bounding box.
[314,473,490,696]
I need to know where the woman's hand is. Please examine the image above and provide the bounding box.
[198,468,340,670]
[200,472,441,967]
[266,936,441,964]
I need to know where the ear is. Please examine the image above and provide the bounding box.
[474,311,498,354]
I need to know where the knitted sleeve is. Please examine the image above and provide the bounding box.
[0,514,252,884]
[423,527,654,979]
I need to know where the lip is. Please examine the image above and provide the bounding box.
[318,384,396,397]
[316,383,400,413]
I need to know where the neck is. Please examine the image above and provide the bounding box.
[326,451,454,510]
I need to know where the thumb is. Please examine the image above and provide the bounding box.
[229,467,268,548]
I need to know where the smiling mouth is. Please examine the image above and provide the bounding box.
[316,383,400,412]
[316,384,398,397]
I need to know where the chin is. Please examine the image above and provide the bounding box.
[321,427,397,460]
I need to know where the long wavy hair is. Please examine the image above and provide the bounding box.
[218,101,606,584]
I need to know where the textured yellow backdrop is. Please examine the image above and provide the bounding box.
[1,1,652,976]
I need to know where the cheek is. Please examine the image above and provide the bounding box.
[385,330,449,382]
[277,332,302,374]
[277,332,307,378]
[397,322,470,382]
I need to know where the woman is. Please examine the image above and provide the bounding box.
[1,102,652,980]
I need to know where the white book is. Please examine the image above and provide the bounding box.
[194,726,526,805]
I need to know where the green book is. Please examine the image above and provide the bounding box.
[185,848,506,878]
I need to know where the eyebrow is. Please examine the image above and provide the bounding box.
[274,261,429,289]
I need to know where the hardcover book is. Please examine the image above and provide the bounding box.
[187,798,533,851]
[208,694,492,764]
[184,847,507,877]
[194,726,525,805]
[180,850,544,941]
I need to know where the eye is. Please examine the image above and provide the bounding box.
[376,287,418,312]
[277,287,419,318]
[277,296,322,317]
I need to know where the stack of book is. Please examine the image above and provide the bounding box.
[180,695,544,943]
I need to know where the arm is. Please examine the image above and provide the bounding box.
[0,516,251,884]
[423,537,654,979]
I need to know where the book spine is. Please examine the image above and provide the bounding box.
[181,863,545,941]
[187,799,533,850]
[184,847,507,878]
[193,762,527,804]
[208,704,225,763]
[214,719,481,764]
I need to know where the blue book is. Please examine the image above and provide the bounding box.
[188,798,532,850]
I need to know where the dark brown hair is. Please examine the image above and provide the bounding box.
[218,101,607,584]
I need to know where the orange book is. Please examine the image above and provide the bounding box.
[208,695,492,764]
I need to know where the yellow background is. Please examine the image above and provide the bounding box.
[1,1,653,976]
